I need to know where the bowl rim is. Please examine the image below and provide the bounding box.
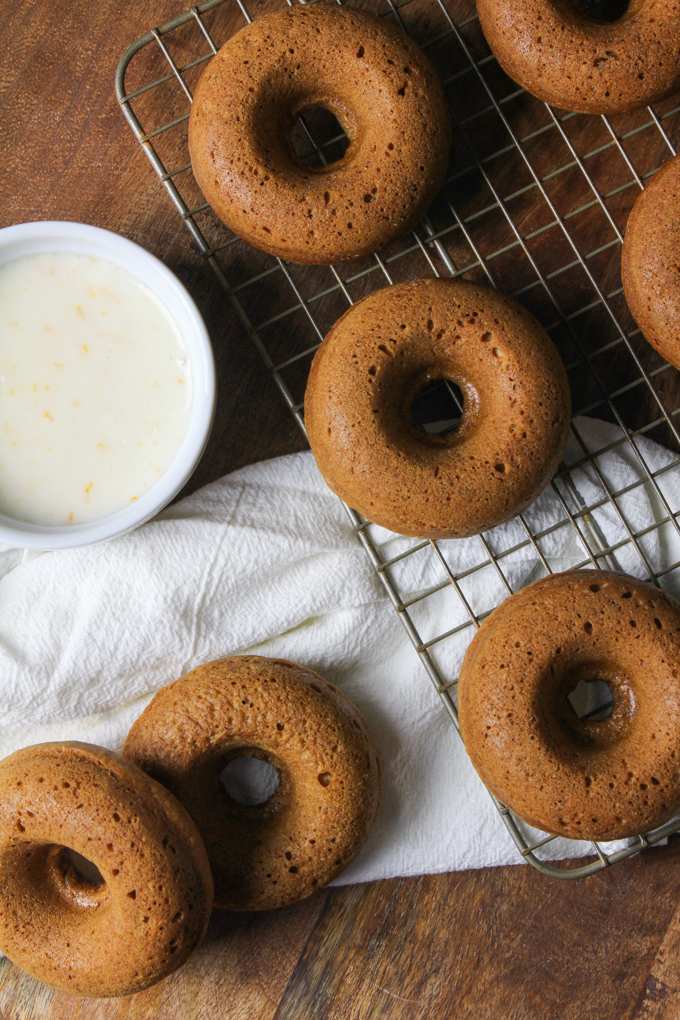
[0,220,216,550]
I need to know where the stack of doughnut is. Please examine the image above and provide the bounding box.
[0,657,381,997]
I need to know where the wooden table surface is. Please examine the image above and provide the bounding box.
[3,1,680,1018]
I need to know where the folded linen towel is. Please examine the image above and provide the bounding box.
[1,415,678,883]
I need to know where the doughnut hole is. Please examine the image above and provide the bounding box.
[543,663,635,751]
[0,839,111,955]
[578,0,630,22]
[365,345,480,457]
[411,378,464,436]
[290,106,350,168]
[47,845,107,908]
[217,747,288,820]
[247,86,359,188]
[568,678,613,722]
[220,755,280,807]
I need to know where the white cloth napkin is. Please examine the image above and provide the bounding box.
[1,415,679,884]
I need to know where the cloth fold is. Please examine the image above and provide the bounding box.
[1,415,679,883]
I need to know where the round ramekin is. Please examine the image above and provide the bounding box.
[0,221,216,549]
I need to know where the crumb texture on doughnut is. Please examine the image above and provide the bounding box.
[622,154,680,369]
[188,2,450,263]
[477,0,680,115]
[123,656,382,911]
[0,742,213,997]
[304,278,571,539]
[458,571,680,841]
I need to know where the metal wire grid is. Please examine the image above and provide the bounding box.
[116,0,680,878]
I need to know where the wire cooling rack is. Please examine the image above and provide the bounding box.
[116,0,680,878]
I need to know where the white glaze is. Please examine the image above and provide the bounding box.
[0,252,193,525]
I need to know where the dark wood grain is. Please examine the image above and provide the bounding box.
[4,0,680,1017]
[276,843,680,1020]
[631,895,680,1020]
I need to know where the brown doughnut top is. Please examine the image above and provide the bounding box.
[123,656,381,911]
[188,2,450,264]
[304,278,571,539]
[622,154,680,369]
[0,742,213,997]
[477,0,680,115]
[458,570,680,841]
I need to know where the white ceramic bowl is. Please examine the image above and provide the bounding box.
[0,221,216,549]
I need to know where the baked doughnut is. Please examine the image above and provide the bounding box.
[304,278,571,539]
[123,656,381,911]
[0,742,213,997]
[458,570,680,841]
[477,0,680,115]
[188,2,450,264]
[622,154,680,369]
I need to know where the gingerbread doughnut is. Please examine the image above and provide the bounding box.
[123,657,381,911]
[477,0,680,115]
[304,278,571,539]
[188,2,450,264]
[458,570,680,841]
[622,154,680,369]
[0,742,213,997]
